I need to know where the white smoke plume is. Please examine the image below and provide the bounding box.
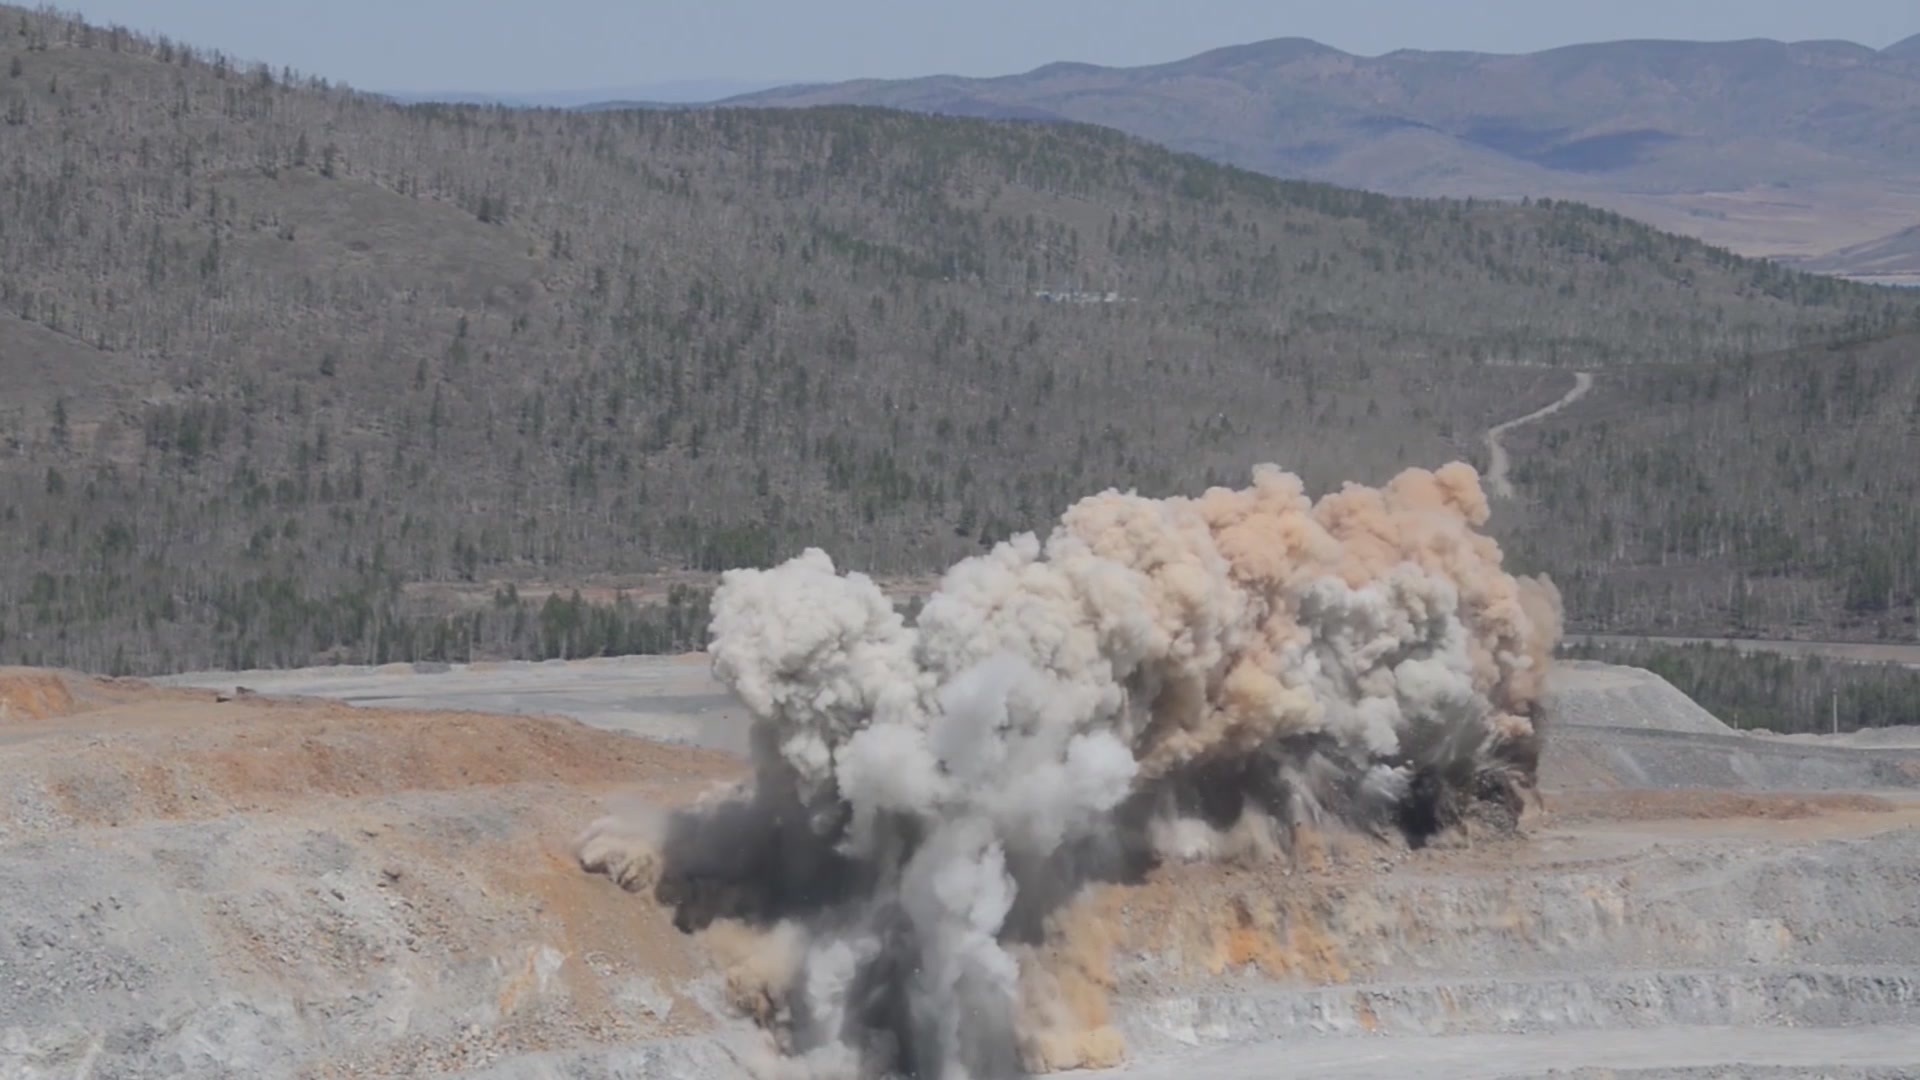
[608,461,1561,1079]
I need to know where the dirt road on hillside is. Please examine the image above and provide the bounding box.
[1484,370,1593,498]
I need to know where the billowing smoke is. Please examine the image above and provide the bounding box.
[582,461,1561,1078]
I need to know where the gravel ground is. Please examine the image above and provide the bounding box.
[3,660,1916,1079]
[1093,1027,1920,1079]
[158,656,751,753]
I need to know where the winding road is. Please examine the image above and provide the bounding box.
[1483,370,1593,498]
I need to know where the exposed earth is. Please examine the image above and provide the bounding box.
[1483,371,1594,500]
[0,658,1915,1078]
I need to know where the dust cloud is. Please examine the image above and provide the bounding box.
[581,461,1561,1078]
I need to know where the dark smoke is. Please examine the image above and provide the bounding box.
[585,463,1562,1078]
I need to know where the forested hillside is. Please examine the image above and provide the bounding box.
[1500,331,1920,641]
[0,8,1914,673]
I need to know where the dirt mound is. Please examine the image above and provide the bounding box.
[1544,662,1736,736]
[0,670,76,721]
[1537,662,1920,794]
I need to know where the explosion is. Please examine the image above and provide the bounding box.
[579,461,1561,1079]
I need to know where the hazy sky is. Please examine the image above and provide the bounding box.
[64,1,1920,93]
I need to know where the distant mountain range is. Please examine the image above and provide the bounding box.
[381,79,786,109]
[721,35,1920,283]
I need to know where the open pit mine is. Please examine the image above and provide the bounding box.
[4,463,1918,1079]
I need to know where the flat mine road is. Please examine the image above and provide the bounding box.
[0,658,1907,1079]
[1099,1025,1920,1079]
[160,654,752,752]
